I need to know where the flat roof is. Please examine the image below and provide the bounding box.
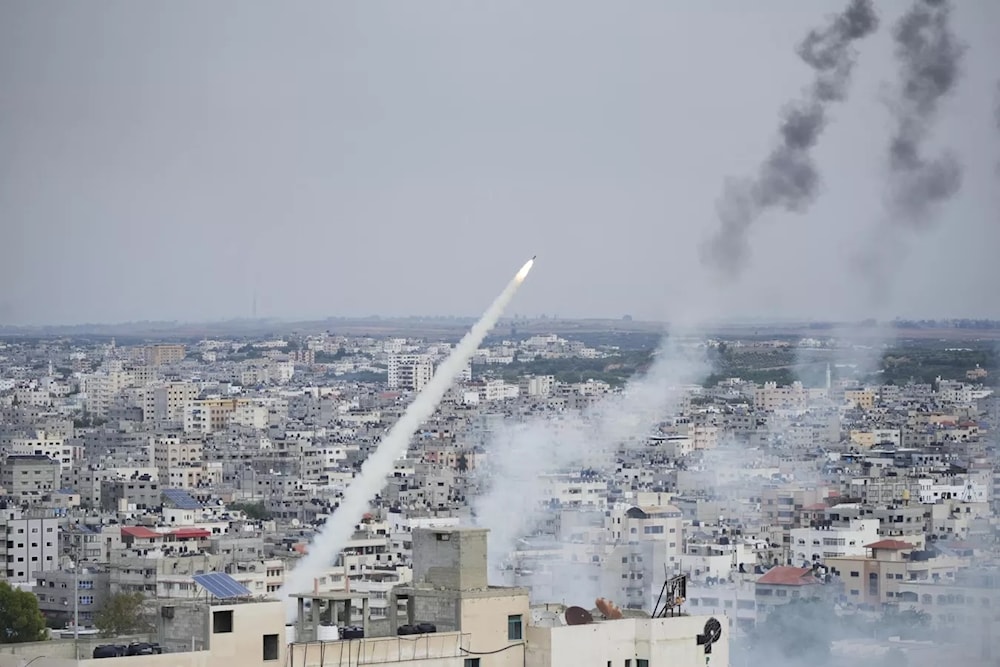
[287,592,370,601]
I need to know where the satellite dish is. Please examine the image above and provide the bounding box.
[595,598,623,620]
[697,618,723,654]
[565,606,593,626]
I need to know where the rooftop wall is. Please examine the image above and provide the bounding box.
[412,528,488,591]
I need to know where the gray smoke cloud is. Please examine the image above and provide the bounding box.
[701,0,879,279]
[848,0,966,307]
[885,0,966,226]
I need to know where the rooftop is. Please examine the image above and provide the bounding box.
[864,539,915,551]
[756,566,820,586]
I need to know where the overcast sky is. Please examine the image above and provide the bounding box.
[1,1,998,326]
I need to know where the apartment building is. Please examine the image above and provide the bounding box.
[0,504,60,581]
[0,454,62,500]
[142,381,199,422]
[387,354,434,391]
[8,430,74,472]
[754,566,826,619]
[100,474,161,512]
[826,539,968,608]
[754,381,807,411]
[183,398,253,434]
[789,518,880,565]
[144,344,186,367]
[34,568,111,628]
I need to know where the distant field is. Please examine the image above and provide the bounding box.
[3,316,999,348]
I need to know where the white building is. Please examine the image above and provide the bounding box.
[542,474,608,510]
[519,375,555,397]
[527,612,729,667]
[387,354,434,391]
[917,478,988,504]
[789,518,880,565]
[0,507,60,582]
[9,431,74,472]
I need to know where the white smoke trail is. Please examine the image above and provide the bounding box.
[278,257,535,620]
[473,331,710,590]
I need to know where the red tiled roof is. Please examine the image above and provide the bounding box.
[170,528,211,539]
[864,539,914,550]
[756,566,818,586]
[121,526,161,540]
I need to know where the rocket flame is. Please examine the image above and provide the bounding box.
[515,258,535,283]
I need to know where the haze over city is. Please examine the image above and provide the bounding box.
[2,0,999,326]
[3,5,1000,667]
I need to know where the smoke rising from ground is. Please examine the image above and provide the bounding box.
[278,258,534,620]
[701,0,878,279]
[884,0,966,226]
[472,332,710,594]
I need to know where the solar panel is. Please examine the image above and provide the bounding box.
[162,488,202,510]
[192,572,253,599]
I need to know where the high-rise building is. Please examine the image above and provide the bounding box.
[387,354,434,391]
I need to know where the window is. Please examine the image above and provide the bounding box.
[638,661,649,667]
[507,614,523,641]
[464,659,480,667]
[262,634,279,661]
[213,610,234,634]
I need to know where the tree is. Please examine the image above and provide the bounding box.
[0,581,48,643]
[229,501,272,521]
[95,592,154,638]
[880,607,931,640]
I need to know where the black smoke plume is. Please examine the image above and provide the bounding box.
[701,0,879,279]
[885,0,966,226]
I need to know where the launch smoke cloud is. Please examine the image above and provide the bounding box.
[701,0,878,279]
[885,0,966,226]
[472,333,709,603]
[277,257,535,621]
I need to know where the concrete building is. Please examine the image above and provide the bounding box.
[528,612,730,667]
[387,354,434,391]
[754,566,825,619]
[8,431,74,472]
[184,398,253,434]
[789,518,880,566]
[144,344,186,367]
[143,381,199,422]
[0,454,62,500]
[34,568,111,628]
[100,474,160,512]
[0,504,60,582]
[826,539,969,608]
